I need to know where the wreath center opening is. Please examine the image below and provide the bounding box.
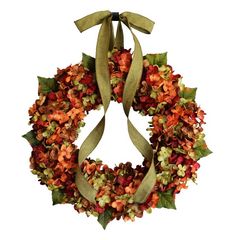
[75,101,151,168]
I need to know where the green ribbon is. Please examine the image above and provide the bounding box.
[74,11,156,204]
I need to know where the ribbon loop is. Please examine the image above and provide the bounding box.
[114,21,124,49]
[74,11,111,32]
[120,12,154,34]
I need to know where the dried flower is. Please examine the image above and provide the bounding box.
[24,48,211,228]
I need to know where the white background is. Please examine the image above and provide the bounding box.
[0,0,235,239]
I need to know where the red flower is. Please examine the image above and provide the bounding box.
[86,85,96,95]
[145,65,160,86]
[80,73,93,85]
[176,156,184,165]
[95,204,105,214]
[47,92,57,101]
[119,52,132,72]
[116,176,132,187]
[113,81,124,102]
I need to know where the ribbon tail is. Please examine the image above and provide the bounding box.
[109,21,115,51]
[114,21,124,49]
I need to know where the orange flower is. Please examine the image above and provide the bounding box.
[150,73,160,82]
[46,132,62,145]
[85,162,96,175]
[47,179,54,185]
[48,110,69,124]
[157,92,165,102]
[152,115,163,134]
[125,183,136,194]
[29,103,37,116]
[171,105,184,116]
[65,76,71,82]
[150,193,159,208]
[67,107,84,120]
[56,161,74,171]
[111,199,126,212]
[60,173,68,182]
[163,80,173,92]
[68,65,85,78]
[176,183,188,192]
[197,107,205,123]
[166,114,179,128]
[123,216,131,222]
[58,144,73,162]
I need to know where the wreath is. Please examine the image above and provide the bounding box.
[23,11,211,229]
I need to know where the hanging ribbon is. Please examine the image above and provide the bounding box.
[74,11,156,204]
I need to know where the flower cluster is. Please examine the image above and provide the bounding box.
[23,48,211,229]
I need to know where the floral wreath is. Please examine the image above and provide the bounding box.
[23,11,211,229]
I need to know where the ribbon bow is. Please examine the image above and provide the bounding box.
[74,11,156,204]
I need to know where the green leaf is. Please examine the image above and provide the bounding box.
[145,52,167,67]
[22,130,40,146]
[82,53,95,72]
[157,190,176,209]
[194,139,212,160]
[97,208,113,229]
[38,76,58,94]
[52,189,65,205]
[179,87,197,101]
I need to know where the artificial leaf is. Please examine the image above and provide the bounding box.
[82,53,95,72]
[97,208,113,229]
[157,190,176,209]
[22,130,40,146]
[193,139,212,160]
[180,87,197,101]
[145,52,167,67]
[38,76,58,94]
[52,189,65,205]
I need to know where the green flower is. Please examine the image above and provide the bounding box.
[177,164,187,177]
[158,147,172,162]
[150,90,157,99]
[147,107,156,115]
[93,174,107,190]
[43,168,54,178]
[42,121,58,138]
[98,195,111,207]
[116,194,134,203]
[156,171,171,185]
